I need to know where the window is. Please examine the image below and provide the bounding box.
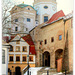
[26,28,28,31]
[15,27,18,31]
[44,16,48,22]
[59,35,62,40]
[2,50,5,64]
[10,46,13,51]
[44,39,47,44]
[27,18,30,22]
[10,56,13,61]
[8,68,10,72]
[16,46,20,51]
[44,6,48,9]
[28,8,30,10]
[40,41,42,45]
[16,41,20,44]
[16,56,20,61]
[23,56,26,61]
[51,37,54,42]
[29,56,33,61]
[22,46,27,52]
[33,31,34,35]
[15,8,17,10]
[15,19,18,22]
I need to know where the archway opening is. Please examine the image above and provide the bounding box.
[43,51,50,67]
[55,49,63,72]
[15,66,21,75]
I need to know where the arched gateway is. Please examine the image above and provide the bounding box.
[15,66,21,75]
[42,51,50,67]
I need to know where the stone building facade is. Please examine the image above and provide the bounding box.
[29,11,73,72]
[2,0,73,73]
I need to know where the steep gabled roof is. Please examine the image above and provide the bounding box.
[41,10,65,28]
[47,10,65,24]
[22,34,34,45]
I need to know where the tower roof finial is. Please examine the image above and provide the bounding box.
[23,1,24,4]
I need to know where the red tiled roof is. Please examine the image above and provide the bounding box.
[2,36,9,43]
[22,34,36,55]
[22,34,34,45]
[47,10,65,24]
[29,46,36,55]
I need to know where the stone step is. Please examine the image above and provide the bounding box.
[37,67,57,75]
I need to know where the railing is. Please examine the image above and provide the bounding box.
[22,65,30,75]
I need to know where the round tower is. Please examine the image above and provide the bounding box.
[34,0,57,24]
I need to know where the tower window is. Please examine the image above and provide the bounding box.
[15,19,18,22]
[27,18,30,22]
[51,37,54,42]
[44,6,48,9]
[15,27,18,31]
[26,28,28,31]
[59,35,62,40]
[28,8,30,10]
[44,16,48,22]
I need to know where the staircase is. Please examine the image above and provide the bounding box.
[37,67,57,75]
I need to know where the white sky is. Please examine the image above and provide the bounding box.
[6,0,74,15]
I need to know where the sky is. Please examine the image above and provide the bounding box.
[4,0,74,15]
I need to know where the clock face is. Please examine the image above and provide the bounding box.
[52,6,56,11]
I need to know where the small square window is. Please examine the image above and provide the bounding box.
[15,19,18,22]
[27,18,30,22]
[59,35,62,40]
[16,41,20,44]
[40,41,42,45]
[22,46,27,52]
[23,56,26,61]
[51,37,54,42]
[16,56,20,61]
[10,56,13,61]
[16,46,20,51]
[29,56,33,61]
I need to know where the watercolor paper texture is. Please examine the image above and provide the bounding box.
[2,0,73,75]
